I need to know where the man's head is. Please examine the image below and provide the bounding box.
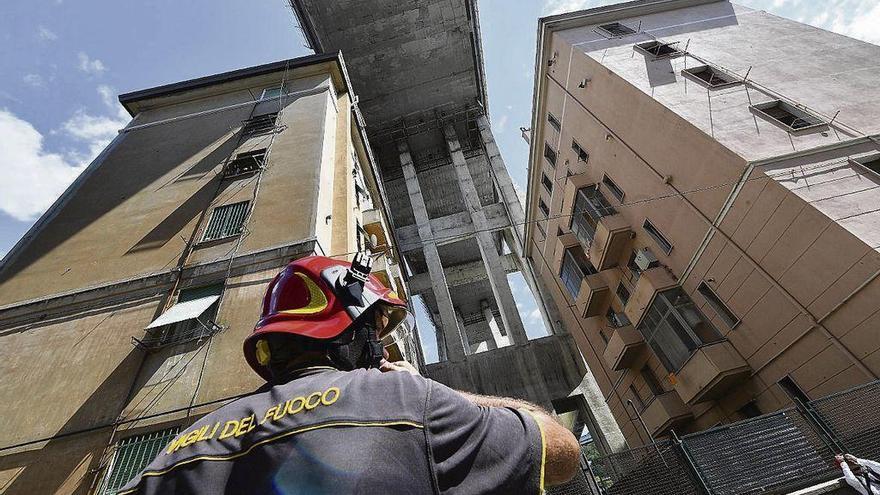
[243,254,412,382]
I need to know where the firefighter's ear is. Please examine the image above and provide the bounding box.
[256,339,271,366]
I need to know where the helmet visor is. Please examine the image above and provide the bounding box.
[375,304,414,347]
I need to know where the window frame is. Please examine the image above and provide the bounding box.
[541,172,554,195]
[99,426,180,495]
[750,100,827,134]
[634,40,683,60]
[223,149,266,179]
[636,287,723,373]
[642,219,673,255]
[240,113,278,137]
[571,140,589,162]
[598,22,636,38]
[560,246,596,299]
[616,282,631,306]
[681,65,740,89]
[778,375,810,403]
[538,199,550,218]
[547,112,562,133]
[570,185,616,248]
[543,143,558,167]
[852,154,880,177]
[697,281,740,329]
[641,365,665,396]
[601,174,625,202]
[259,86,283,100]
[201,200,250,243]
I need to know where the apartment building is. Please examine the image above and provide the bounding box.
[0,53,416,494]
[527,0,880,449]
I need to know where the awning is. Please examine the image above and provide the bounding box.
[146,295,220,329]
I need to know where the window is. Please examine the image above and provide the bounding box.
[641,365,665,396]
[643,219,673,254]
[140,284,223,350]
[682,65,739,89]
[571,140,589,162]
[606,307,631,328]
[635,40,682,59]
[570,185,615,248]
[224,150,265,178]
[751,100,826,132]
[737,401,762,419]
[99,427,180,494]
[636,287,723,372]
[779,376,810,404]
[202,201,249,242]
[544,143,557,167]
[697,282,740,329]
[547,113,561,133]
[542,173,553,194]
[855,155,880,176]
[602,174,625,202]
[629,384,646,411]
[598,22,635,37]
[241,113,278,137]
[616,282,631,306]
[259,86,282,100]
[560,247,597,299]
[538,199,550,218]
[599,328,609,344]
[536,219,546,239]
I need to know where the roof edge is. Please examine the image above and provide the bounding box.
[118,52,340,115]
[540,0,724,32]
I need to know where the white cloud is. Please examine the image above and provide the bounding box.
[61,85,128,165]
[829,1,880,45]
[0,110,85,221]
[22,74,44,87]
[37,26,57,41]
[496,114,509,133]
[77,52,106,75]
[0,86,128,221]
[543,0,613,15]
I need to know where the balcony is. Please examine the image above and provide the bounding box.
[642,391,693,437]
[576,272,610,318]
[603,325,645,370]
[588,213,632,271]
[362,209,388,250]
[673,341,751,405]
[624,267,678,326]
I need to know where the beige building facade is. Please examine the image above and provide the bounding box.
[527,0,880,450]
[0,53,417,494]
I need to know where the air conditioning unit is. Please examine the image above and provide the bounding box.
[634,248,659,271]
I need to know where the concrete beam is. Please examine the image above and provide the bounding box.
[399,139,465,361]
[408,253,520,295]
[396,203,510,253]
[444,123,528,346]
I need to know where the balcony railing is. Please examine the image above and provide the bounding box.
[570,185,615,249]
[673,341,751,405]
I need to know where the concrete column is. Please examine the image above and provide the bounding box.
[455,310,473,356]
[443,123,529,346]
[399,139,466,361]
[480,116,563,337]
[477,115,525,245]
[481,300,509,348]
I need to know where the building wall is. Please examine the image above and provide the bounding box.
[528,1,880,449]
[0,58,411,494]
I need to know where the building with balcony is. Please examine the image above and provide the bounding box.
[0,54,416,494]
[527,0,880,449]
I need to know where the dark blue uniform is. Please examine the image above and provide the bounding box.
[119,366,545,494]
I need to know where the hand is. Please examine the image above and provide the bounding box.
[836,454,845,467]
[379,359,420,376]
[844,454,859,465]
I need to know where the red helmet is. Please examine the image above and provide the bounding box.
[244,254,411,381]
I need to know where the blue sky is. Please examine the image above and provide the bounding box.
[1,0,878,360]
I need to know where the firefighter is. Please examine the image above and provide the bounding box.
[120,253,580,494]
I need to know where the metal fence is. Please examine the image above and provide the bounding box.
[575,380,880,495]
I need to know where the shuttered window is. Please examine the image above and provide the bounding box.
[202,201,249,242]
[100,427,180,495]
